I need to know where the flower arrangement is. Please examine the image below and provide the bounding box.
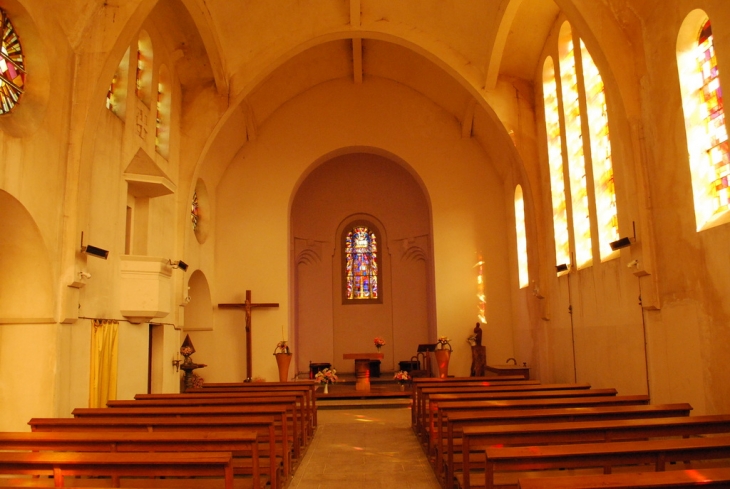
[274,340,290,354]
[436,336,452,351]
[314,367,338,384]
[467,334,477,346]
[393,370,410,384]
[180,346,194,357]
[374,336,386,351]
[191,373,204,389]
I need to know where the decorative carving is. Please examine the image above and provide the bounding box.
[135,107,148,140]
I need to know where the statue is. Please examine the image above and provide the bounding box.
[474,322,483,347]
[470,322,486,376]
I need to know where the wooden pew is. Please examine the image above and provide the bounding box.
[476,435,730,489]
[71,405,294,480]
[411,378,540,430]
[419,386,605,445]
[460,411,730,489]
[0,452,234,489]
[517,466,730,488]
[28,416,280,489]
[135,390,315,440]
[107,395,309,452]
[0,431,261,489]
[191,381,317,428]
[429,394,649,457]
[414,382,586,440]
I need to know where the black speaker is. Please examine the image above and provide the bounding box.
[83,245,109,259]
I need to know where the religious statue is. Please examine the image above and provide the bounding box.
[474,322,483,346]
[470,322,486,377]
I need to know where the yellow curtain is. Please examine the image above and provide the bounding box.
[89,319,119,408]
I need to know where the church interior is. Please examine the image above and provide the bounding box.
[3,0,730,460]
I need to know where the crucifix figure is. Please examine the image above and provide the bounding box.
[219,290,279,381]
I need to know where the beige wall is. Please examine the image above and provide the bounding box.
[291,153,433,374]
[5,0,730,433]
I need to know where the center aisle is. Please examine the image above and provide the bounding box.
[290,407,441,489]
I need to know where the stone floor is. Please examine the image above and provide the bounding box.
[289,407,441,489]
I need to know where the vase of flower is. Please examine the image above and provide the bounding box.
[435,336,452,378]
[374,336,386,353]
[315,367,337,395]
[273,341,292,382]
[394,370,410,391]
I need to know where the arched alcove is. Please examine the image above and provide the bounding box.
[0,190,54,322]
[291,152,434,374]
[184,269,213,331]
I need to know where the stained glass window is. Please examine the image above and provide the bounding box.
[191,191,199,231]
[106,75,116,112]
[543,57,571,270]
[559,23,592,269]
[678,15,730,230]
[345,227,378,300]
[581,40,619,260]
[698,20,729,217]
[0,9,25,114]
[135,48,144,96]
[514,185,529,288]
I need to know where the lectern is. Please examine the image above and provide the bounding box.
[343,353,384,391]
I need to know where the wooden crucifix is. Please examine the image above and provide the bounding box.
[218,290,279,381]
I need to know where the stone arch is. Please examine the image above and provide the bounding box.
[184,269,213,331]
[0,190,54,323]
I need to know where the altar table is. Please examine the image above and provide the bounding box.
[343,353,384,391]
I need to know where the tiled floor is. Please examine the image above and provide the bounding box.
[289,407,441,489]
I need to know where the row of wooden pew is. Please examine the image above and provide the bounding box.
[410,376,730,488]
[0,380,317,489]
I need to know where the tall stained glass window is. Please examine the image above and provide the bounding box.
[581,40,619,260]
[559,23,592,269]
[0,9,25,114]
[543,57,571,270]
[514,185,529,288]
[345,226,378,300]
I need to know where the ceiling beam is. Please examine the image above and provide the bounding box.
[462,99,476,139]
[485,0,524,90]
[350,0,361,27]
[352,38,363,84]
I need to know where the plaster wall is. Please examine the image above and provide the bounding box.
[636,1,730,414]
[210,77,514,382]
[291,154,432,374]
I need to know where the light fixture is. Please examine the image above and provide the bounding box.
[80,232,109,259]
[169,259,189,272]
[556,263,569,273]
[79,271,92,279]
[609,222,636,251]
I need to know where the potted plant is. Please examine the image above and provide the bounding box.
[273,340,292,382]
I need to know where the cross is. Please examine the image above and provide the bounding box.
[218,290,279,381]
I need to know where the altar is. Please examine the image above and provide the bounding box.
[343,353,384,391]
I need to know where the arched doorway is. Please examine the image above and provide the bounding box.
[291,152,435,374]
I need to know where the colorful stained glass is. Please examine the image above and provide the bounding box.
[559,24,592,269]
[136,47,146,97]
[155,83,163,146]
[191,191,199,231]
[345,227,378,300]
[106,75,116,112]
[697,20,730,215]
[0,9,25,114]
[581,40,619,260]
[514,186,529,288]
[542,57,571,271]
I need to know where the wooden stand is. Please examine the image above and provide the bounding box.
[343,353,384,391]
[470,346,486,376]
